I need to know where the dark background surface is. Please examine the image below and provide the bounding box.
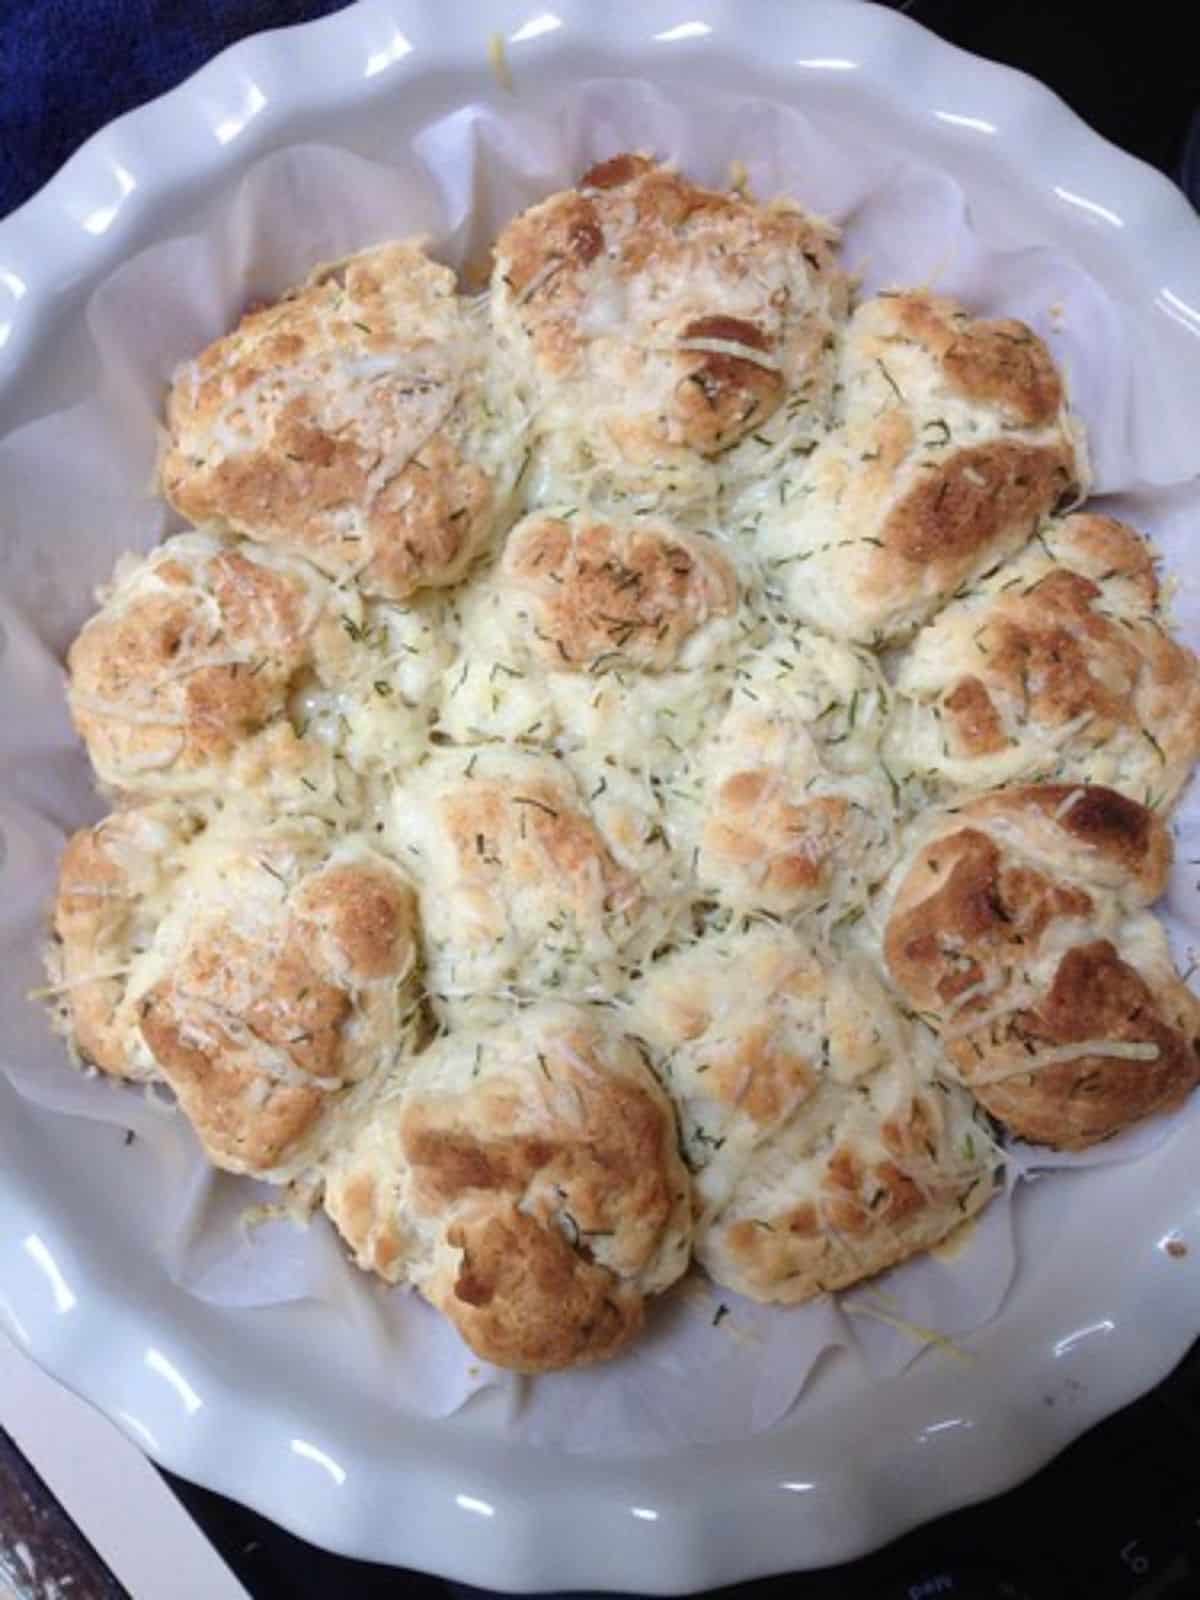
[1,0,1199,219]
[2,2,1198,1597]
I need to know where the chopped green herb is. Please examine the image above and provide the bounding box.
[1142,727,1166,764]
[512,795,559,819]
[875,358,904,402]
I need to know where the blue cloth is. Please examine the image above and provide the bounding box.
[0,0,353,219]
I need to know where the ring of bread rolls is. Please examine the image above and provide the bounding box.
[44,158,1200,1371]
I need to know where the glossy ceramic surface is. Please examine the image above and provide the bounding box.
[2,1,1199,1587]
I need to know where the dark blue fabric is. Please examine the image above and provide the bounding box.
[0,0,353,220]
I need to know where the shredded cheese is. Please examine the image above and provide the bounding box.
[27,966,134,1001]
[842,1298,975,1364]
[487,32,514,94]
[968,1038,1160,1088]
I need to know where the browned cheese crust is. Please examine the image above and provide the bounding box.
[633,930,998,1303]
[891,512,1200,805]
[499,511,737,671]
[66,534,349,794]
[161,244,500,600]
[392,749,653,1009]
[713,1094,990,1302]
[491,153,848,479]
[881,290,1065,427]
[139,844,419,1174]
[760,290,1086,643]
[883,785,1199,1148]
[862,296,1077,607]
[323,1004,692,1371]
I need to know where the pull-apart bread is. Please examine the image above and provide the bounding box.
[755,291,1087,643]
[42,156,1200,1373]
[882,786,1200,1149]
[50,809,423,1180]
[160,242,518,600]
[633,929,998,1303]
[490,153,850,513]
[323,1003,692,1372]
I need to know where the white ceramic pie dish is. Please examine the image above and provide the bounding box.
[2,0,1200,1588]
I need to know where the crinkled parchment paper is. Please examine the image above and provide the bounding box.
[2,81,1197,1456]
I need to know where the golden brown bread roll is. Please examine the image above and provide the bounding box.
[490,154,849,513]
[882,785,1200,1148]
[755,290,1087,643]
[886,511,1200,808]
[161,242,516,600]
[323,1002,692,1372]
[632,927,999,1302]
[695,691,895,924]
[498,510,737,673]
[389,746,679,1019]
[52,807,423,1179]
[67,531,354,798]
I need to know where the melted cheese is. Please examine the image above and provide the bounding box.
[50,179,1200,1332]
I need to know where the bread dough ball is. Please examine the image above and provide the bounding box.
[162,243,516,600]
[323,1002,692,1372]
[632,927,998,1302]
[754,290,1087,643]
[491,155,849,514]
[886,511,1200,808]
[882,784,1200,1148]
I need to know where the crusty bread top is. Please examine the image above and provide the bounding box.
[696,697,895,924]
[498,511,737,672]
[870,289,1065,427]
[632,927,998,1303]
[139,827,421,1178]
[323,1002,692,1372]
[390,746,664,1017]
[754,290,1086,644]
[887,512,1200,806]
[52,809,422,1179]
[491,155,848,511]
[882,786,1197,1148]
[66,531,355,798]
[884,785,1170,1011]
[161,242,510,600]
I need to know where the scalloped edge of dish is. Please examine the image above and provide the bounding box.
[2,0,1200,1587]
